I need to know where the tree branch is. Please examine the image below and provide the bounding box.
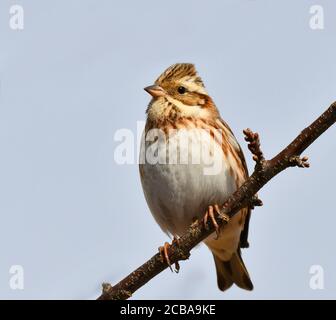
[98,101,336,300]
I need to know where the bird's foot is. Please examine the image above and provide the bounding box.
[159,242,172,271]
[203,204,230,240]
[158,238,180,273]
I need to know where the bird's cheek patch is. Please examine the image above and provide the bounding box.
[181,94,205,107]
[198,98,206,105]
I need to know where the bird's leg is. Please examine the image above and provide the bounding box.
[204,204,229,240]
[159,242,173,272]
[204,205,219,239]
[158,236,182,273]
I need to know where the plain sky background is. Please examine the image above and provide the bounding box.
[0,0,335,299]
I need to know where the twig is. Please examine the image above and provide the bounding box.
[243,128,265,165]
[97,101,336,300]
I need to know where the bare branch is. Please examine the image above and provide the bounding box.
[97,101,336,300]
[243,128,265,165]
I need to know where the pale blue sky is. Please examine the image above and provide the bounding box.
[0,0,335,299]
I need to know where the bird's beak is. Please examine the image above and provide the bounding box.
[144,85,167,98]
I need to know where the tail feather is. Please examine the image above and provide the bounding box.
[213,250,253,291]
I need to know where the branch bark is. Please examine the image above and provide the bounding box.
[98,101,336,300]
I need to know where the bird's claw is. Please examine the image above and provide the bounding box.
[159,242,173,272]
[204,204,228,240]
[159,239,180,273]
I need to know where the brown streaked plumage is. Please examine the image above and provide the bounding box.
[140,63,253,292]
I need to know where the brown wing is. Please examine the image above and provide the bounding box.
[219,119,251,249]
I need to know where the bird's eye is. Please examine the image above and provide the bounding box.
[177,86,186,94]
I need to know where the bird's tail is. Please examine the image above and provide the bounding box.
[212,250,253,291]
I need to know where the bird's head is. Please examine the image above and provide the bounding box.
[144,63,219,123]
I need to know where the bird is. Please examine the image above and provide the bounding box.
[139,63,253,291]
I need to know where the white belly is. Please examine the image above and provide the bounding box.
[140,128,238,236]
